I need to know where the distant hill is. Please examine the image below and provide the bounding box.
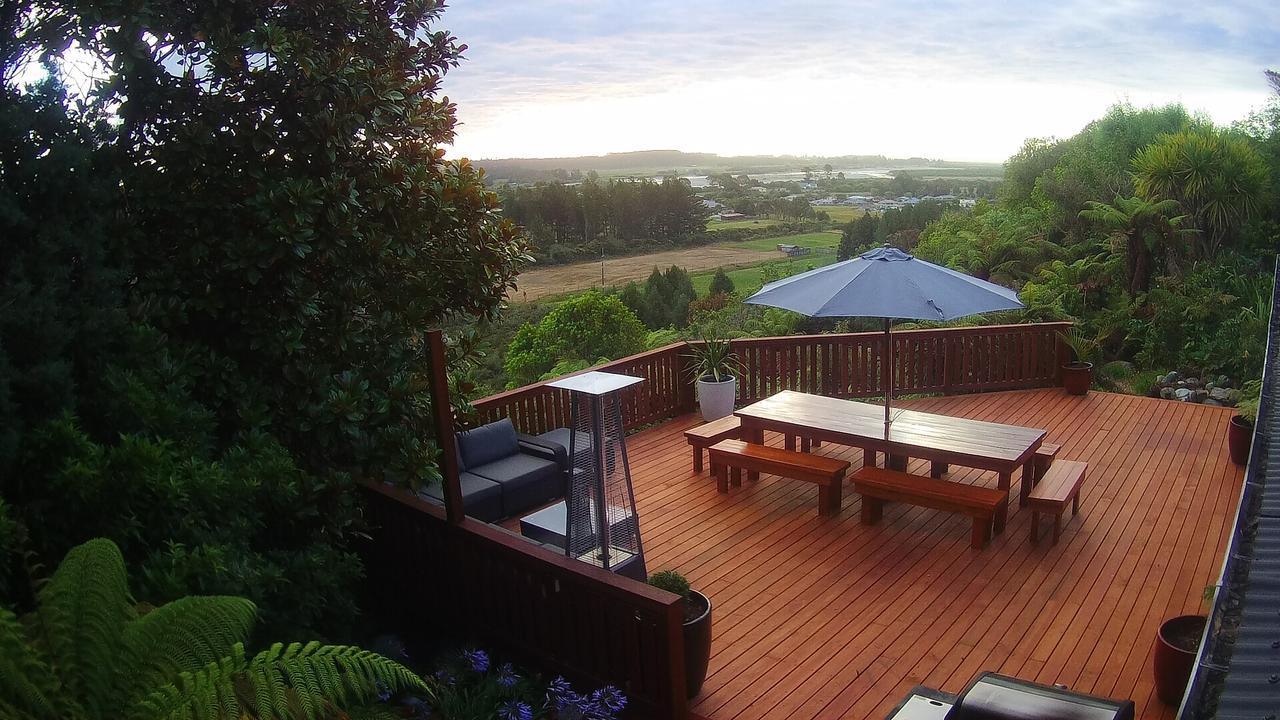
[472,150,996,182]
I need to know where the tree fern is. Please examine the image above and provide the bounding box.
[33,538,133,719]
[142,642,428,720]
[0,608,75,720]
[3,539,429,720]
[119,596,256,707]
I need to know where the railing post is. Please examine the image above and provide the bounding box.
[427,329,465,524]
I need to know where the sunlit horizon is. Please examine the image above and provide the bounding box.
[440,1,1279,163]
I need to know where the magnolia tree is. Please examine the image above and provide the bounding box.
[43,0,530,486]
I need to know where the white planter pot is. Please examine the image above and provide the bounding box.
[696,376,737,421]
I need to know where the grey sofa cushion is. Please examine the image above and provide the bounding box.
[457,418,518,469]
[421,472,503,523]
[469,453,564,517]
[536,427,593,455]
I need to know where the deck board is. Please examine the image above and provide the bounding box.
[617,389,1242,720]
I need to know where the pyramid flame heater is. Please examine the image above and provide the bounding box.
[546,371,647,580]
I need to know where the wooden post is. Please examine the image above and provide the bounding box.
[427,329,465,524]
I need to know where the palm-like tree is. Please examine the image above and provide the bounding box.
[1,538,426,720]
[1079,195,1193,296]
[1132,129,1268,257]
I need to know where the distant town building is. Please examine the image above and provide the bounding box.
[700,198,723,210]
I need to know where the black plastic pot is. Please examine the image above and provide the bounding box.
[683,590,712,697]
[1228,415,1253,466]
[1062,362,1093,396]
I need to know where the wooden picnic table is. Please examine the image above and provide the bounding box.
[734,390,1047,504]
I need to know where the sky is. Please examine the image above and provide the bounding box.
[438,1,1280,163]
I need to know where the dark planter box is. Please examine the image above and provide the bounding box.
[1062,362,1093,396]
[1154,614,1205,706]
[1228,415,1252,466]
[684,590,713,697]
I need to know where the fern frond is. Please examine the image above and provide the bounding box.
[0,608,74,719]
[132,644,248,720]
[120,596,256,705]
[248,643,425,718]
[34,538,133,719]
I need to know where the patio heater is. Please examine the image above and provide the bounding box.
[546,371,647,581]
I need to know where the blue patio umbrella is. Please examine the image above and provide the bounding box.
[745,246,1024,427]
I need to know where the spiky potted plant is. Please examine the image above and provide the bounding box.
[1058,327,1098,396]
[1228,379,1261,466]
[648,570,712,698]
[687,328,740,421]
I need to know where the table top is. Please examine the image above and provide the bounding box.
[735,390,1046,467]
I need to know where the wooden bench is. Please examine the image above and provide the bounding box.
[684,415,742,473]
[1033,442,1061,482]
[707,439,851,516]
[1028,459,1086,545]
[852,467,1009,549]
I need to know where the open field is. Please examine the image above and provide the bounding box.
[727,230,841,252]
[514,231,845,301]
[512,245,781,301]
[691,253,837,295]
[819,206,870,223]
[706,218,783,231]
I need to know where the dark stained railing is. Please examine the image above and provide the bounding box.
[475,322,1072,434]
[360,482,688,719]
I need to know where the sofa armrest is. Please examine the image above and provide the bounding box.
[518,434,567,468]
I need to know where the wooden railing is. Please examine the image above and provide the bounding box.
[476,322,1072,434]
[473,342,692,435]
[359,481,688,719]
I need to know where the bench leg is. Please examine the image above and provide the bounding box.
[888,453,908,472]
[693,446,704,473]
[785,434,796,451]
[1030,510,1040,544]
[1034,456,1052,482]
[993,496,1007,535]
[860,497,883,524]
[971,517,989,549]
[715,463,728,493]
[1072,492,1080,515]
[731,467,742,488]
[863,448,878,468]
[817,479,843,517]
[1052,512,1062,545]
[930,461,948,478]
[813,439,822,449]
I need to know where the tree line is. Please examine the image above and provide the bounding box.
[497,177,711,263]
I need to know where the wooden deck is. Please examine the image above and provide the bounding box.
[622,388,1242,720]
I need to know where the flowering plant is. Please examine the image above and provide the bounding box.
[398,648,626,720]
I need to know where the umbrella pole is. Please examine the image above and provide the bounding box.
[883,318,892,430]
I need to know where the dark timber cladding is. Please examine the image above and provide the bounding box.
[1183,258,1280,719]
[626,389,1240,720]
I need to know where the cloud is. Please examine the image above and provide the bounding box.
[437,0,1280,161]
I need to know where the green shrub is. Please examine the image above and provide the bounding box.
[647,570,691,599]
[504,293,647,386]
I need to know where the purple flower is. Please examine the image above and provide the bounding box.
[461,649,489,673]
[592,686,627,714]
[433,669,455,687]
[375,679,392,702]
[498,700,533,720]
[497,662,519,688]
[545,676,573,705]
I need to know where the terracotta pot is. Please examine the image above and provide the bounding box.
[1153,614,1205,706]
[1228,415,1253,466]
[683,590,713,697]
[1062,362,1093,396]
